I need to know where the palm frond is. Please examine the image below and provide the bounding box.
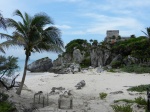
[31,13,53,29]
[0,46,5,53]
[13,10,26,25]
[43,26,64,48]
[34,43,63,53]
[0,33,13,40]
[0,13,7,30]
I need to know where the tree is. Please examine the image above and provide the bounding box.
[0,10,64,95]
[142,27,150,40]
[0,56,19,90]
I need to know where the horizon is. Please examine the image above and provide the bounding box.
[0,0,149,62]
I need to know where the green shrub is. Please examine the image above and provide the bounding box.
[107,69,116,72]
[114,97,147,106]
[111,61,122,68]
[0,102,16,112]
[134,96,147,105]
[127,84,150,92]
[99,92,107,100]
[80,57,91,68]
[121,65,150,74]
[111,104,133,112]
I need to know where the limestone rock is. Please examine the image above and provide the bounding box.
[27,57,53,72]
[49,63,81,74]
[73,49,83,63]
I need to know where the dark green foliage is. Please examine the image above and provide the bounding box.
[114,97,147,105]
[65,39,89,54]
[111,104,133,112]
[99,92,107,100]
[111,36,149,59]
[80,57,91,68]
[127,84,150,92]
[111,61,122,68]
[0,102,16,112]
[122,65,150,74]
[0,56,19,77]
[0,92,16,112]
[134,97,147,105]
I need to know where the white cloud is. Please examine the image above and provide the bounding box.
[54,25,72,29]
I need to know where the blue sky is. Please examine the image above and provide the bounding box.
[0,0,150,62]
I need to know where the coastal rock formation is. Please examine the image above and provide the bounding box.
[49,63,81,74]
[73,49,83,63]
[90,47,112,67]
[27,57,53,72]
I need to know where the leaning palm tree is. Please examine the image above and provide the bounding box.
[142,27,150,40]
[0,10,64,95]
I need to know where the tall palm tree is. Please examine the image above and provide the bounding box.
[0,10,64,95]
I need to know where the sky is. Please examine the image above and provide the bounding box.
[0,0,150,63]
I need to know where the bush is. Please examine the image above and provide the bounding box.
[134,96,147,105]
[121,65,150,74]
[0,102,16,112]
[80,57,91,68]
[127,84,150,92]
[111,104,133,112]
[111,61,122,68]
[99,92,107,100]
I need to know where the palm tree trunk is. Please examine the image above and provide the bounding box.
[16,54,29,95]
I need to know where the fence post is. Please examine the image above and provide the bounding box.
[147,88,150,112]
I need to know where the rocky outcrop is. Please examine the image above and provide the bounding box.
[90,47,112,67]
[123,55,138,65]
[49,63,81,74]
[27,57,53,72]
[73,49,83,63]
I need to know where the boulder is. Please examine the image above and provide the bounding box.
[27,57,53,72]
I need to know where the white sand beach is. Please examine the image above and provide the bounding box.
[7,69,150,112]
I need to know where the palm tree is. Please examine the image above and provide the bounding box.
[0,12,7,53]
[0,10,64,95]
[142,27,150,40]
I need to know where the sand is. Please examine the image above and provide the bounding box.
[7,69,150,112]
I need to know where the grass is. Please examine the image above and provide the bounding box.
[114,99,134,103]
[121,65,150,74]
[114,96,147,106]
[99,92,107,100]
[127,84,150,92]
[107,69,116,72]
[111,104,133,112]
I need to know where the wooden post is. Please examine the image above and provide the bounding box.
[38,94,41,104]
[47,93,49,106]
[43,96,45,107]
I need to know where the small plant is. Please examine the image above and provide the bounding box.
[99,92,107,100]
[134,96,147,105]
[111,104,133,112]
[107,69,116,72]
[114,99,134,103]
[127,84,150,92]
